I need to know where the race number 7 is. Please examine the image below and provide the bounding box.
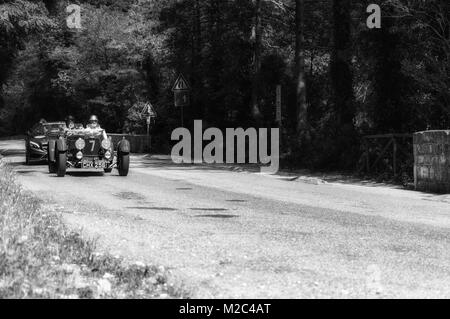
[89,140,96,152]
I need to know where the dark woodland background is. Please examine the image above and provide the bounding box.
[0,0,449,170]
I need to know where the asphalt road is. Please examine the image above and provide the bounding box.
[1,139,450,298]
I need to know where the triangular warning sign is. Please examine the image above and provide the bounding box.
[141,102,156,117]
[141,103,156,116]
[172,74,190,92]
[148,106,156,117]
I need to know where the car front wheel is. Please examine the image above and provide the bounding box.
[117,153,129,177]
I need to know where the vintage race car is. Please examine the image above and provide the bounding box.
[47,128,130,177]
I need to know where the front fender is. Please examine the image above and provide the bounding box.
[118,139,131,154]
[56,138,67,152]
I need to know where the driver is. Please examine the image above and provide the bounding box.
[39,119,48,134]
[65,115,76,130]
[86,115,108,139]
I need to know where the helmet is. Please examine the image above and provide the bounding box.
[89,115,99,123]
[88,115,99,129]
[65,115,75,123]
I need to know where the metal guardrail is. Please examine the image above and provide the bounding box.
[109,134,152,154]
[358,133,413,178]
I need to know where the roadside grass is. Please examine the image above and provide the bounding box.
[0,162,187,299]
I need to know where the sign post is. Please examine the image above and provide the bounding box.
[172,74,191,127]
[276,85,282,126]
[146,116,151,136]
[181,103,184,128]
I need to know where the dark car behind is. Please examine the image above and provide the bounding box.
[25,122,67,164]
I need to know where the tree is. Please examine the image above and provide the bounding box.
[387,0,450,129]
[330,0,354,131]
[370,10,407,133]
[327,0,357,167]
[0,0,54,105]
[294,0,308,136]
[1,0,448,172]
[251,0,263,124]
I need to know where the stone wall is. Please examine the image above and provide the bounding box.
[109,134,151,154]
[414,130,450,193]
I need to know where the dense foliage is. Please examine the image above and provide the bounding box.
[0,0,448,167]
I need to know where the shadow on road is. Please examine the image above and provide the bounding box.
[66,172,105,178]
[137,155,413,190]
[135,155,261,173]
[126,207,178,211]
[15,170,42,175]
[194,214,239,219]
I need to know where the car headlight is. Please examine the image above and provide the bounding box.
[101,139,111,150]
[75,138,85,150]
[30,141,41,149]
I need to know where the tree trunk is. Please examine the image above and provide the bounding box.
[43,0,58,16]
[330,0,356,167]
[251,0,263,124]
[331,0,354,130]
[191,0,203,119]
[371,5,406,133]
[295,0,308,135]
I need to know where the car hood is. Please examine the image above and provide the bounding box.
[30,136,48,145]
[67,130,104,140]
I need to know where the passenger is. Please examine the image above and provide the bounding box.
[65,115,76,130]
[39,119,48,134]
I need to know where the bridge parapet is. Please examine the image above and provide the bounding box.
[414,130,450,193]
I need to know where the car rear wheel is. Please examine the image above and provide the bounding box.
[118,153,129,177]
[56,152,67,177]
